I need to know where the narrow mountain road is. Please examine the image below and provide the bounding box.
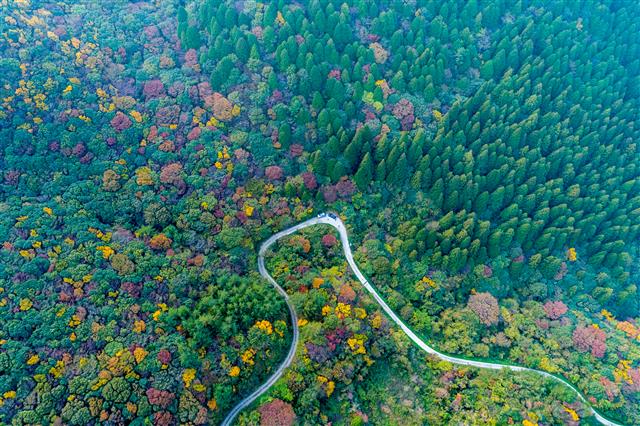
[222,214,623,426]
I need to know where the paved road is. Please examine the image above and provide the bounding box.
[220,227,301,426]
[222,214,623,426]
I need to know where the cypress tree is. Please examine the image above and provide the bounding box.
[387,153,408,185]
[480,59,494,80]
[235,37,249,63]
[343,141,360,172]
[279,124,291,148]
[184,26,202,50]
[488,230,503,258]
[312,152,326,175]
[376,159,387,182]
[330,160,348,183]
[354,153,374,190]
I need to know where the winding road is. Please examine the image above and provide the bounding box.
[222,214,623,426]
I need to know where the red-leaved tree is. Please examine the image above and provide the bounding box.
[258,399,295,426]
[573,325,607,358]
[467,292,500,326]
[543,300,568,320]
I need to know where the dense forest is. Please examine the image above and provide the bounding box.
[1,0,639,425]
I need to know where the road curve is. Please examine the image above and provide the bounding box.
[222,214,623,426]
[220,227,301,426]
